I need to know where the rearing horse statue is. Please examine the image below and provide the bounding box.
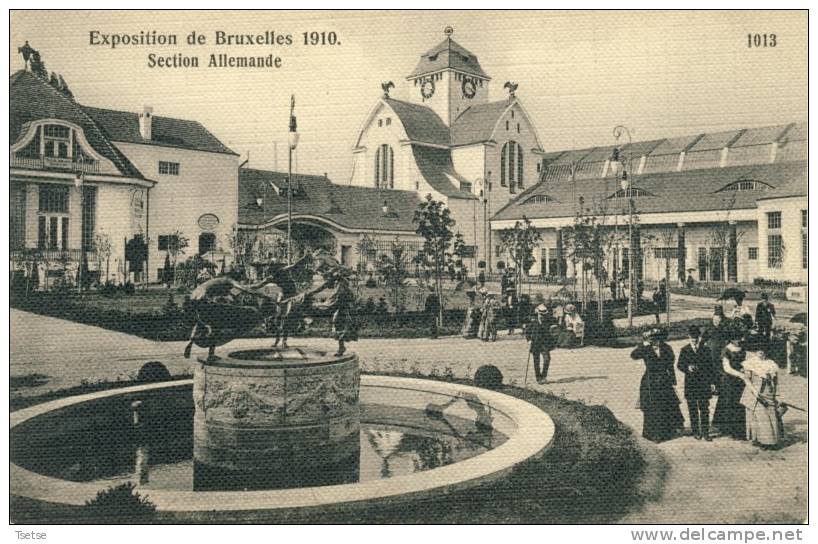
[183,249,353,361]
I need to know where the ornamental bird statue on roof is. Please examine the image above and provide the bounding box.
[504,81,518,98]
[381,81,394,98]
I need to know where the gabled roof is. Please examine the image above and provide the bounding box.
[730,124,791,147]
[780,121,807,142]
[649,134,704,156]
[10,70,144,179]
[238,168,421,232]
[407,36,490,80]
[411,145,476,199]
[82,106,237,155]
[382,97,450,146]
[687,129,745,152]
[494,161,807,222]
[450,100,511,146]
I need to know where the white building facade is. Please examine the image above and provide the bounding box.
[10,67,239,286]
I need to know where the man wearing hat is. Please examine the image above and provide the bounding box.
[755,292,776,343]
[526,301,556,383]
[677,325,716,440]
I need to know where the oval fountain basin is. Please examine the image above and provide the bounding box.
[11,375,554,514]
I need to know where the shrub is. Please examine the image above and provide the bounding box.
[474,364,504,390]
[161,294,180,316]
[83,482,156,523]
[98,282,118,296]
[122,282,136,295]
[136,361,171,383]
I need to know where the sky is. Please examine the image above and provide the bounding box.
[10,10,807,183]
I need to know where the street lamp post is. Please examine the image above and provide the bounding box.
[610,125,634,328]
[287,95,300,266]
[74,159,85,294]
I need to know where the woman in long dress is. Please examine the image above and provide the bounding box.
[712,336,747,440]
[479,294,498,342]
[462,290,479,339]
[742,349,782,448]
[630,329,684,442]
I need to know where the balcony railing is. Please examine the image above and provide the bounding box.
[10,248,97,263]
[11,155,100,174]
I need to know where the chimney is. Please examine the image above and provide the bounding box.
[139,105,153,140]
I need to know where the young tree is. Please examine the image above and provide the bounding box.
[562,204,617,322]
[375,239,411,313]
[166,230,190,286]
[498,216,542,300]
[655,228,677,324]
[413,195,457,328]
[94,233,112,285]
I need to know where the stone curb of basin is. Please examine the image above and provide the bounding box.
[11,375,555,514]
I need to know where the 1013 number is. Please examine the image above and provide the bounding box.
[748,34,777,48]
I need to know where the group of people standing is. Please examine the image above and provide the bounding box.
[632,311,784,448]
[462,288,502,342]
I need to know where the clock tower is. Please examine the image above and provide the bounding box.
[406,27,490,126]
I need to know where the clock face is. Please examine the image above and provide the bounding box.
[462,78,476,99]
[421,79,435,99]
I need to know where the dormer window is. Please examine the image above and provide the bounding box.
[523,194,554,204]
[609,187,654,199]
[718,180,770,192]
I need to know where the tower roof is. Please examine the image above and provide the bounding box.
[407,30,490,80]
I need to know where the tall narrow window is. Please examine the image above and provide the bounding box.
[61,217,69,251]
[697,247,707,280]
[82,187,97,251]
[38,216,46,250]
[768,235,783,269]
[10,183,26,250]
[374,144,394,189]
[767,211,783,268]
[517,145,524,189]
[374,147,381,187]
[501,141,523,192]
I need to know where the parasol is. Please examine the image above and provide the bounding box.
[717,287,746,302]
[789,312,808,325]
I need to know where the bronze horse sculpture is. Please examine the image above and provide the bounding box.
[183,249,354,361]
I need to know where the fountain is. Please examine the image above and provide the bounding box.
[192,347,361,490]
[10,254,555,517]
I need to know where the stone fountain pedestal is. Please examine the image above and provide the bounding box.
[193,347,360,491]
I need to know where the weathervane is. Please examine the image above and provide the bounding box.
[504,81,518,99]
[444,26,454,37]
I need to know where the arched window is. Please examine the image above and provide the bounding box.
[718,180,770,192]
[501,141,524,192]
[523,194,553,205]
[374,144,394,189]
[609,187,654,199]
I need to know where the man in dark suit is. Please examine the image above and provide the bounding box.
[526,302,555,384]
[702,313,728,390]
[677,325,715,440]
[755,292,776,343]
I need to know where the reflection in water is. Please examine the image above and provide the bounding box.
[11,390,499,493]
